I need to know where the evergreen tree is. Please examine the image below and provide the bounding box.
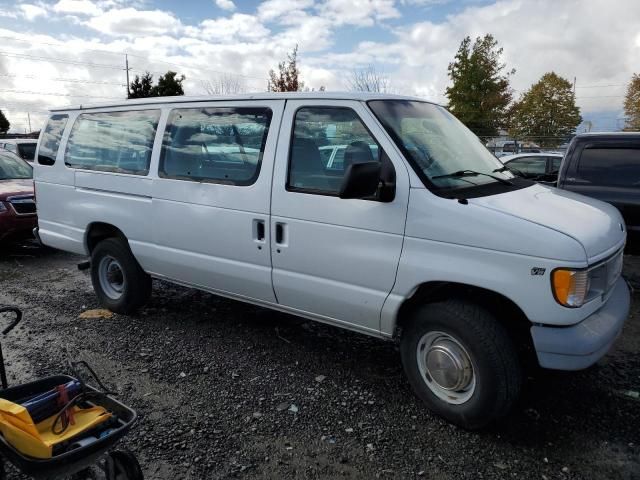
[128,72,155,99]
[152,71,185,97]
[0,110,9,134]
[445,34,514,137]
[129,71,185,98]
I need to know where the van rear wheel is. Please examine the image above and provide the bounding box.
[90,238,151,314]
[400,299,522,429]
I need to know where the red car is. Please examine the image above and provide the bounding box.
[0,150,36,244]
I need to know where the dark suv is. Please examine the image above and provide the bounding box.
[557,132,640,243]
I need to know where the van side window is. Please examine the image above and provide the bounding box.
[578,147,640,186]
[38,114,68,166]
[288,107,382,195]
[159,107,272,186]
[65,110,160,175]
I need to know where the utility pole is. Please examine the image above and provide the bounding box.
[573,76,576,96]
[125,54,131,99]
[27,112,31,133]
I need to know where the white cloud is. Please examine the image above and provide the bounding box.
[19,4,48,21]
[318,0,400,26]
[53,0,102,16]
[86,8,182,36]
[193,14,270,42]
[258,0,314,21]
[214,0,236,11]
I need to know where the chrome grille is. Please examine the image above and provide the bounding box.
[605,250,624,293]
[8,195,36,216]
[589,249,624,301]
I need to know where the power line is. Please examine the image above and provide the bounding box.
[0,73,123,86]
[575,83,626,88]
[0,88,122,99]
[0,35,266,82]
[0,51,123,70]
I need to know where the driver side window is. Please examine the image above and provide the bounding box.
[287,107,382,195]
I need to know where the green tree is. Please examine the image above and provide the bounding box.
[445,34,514,137]
[128,71,185,98]
[509,72,582,146]
[152,71,185,97]
[128,72,155,99]
[623,73,640,131]
[268,45,304,92]
[0,110,9,134]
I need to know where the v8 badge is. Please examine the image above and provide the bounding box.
[531,267,546,276]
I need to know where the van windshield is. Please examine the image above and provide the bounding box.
[368,100,514,191]
[0,152,32,180]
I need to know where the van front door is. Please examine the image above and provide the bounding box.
[270,100,410,334]
[149,101,284,303]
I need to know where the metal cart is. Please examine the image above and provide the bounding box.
[0,306,143,480]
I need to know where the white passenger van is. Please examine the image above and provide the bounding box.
[33,93,630,429]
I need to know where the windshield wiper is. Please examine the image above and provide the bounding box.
[493,164,525,178]
[433,169,513,186]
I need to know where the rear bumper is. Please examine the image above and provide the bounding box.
[531,277,630,370]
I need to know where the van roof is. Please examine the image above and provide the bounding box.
[49,91,435,112]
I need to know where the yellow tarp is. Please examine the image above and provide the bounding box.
[0,398,111,459]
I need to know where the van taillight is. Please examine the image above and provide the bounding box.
[33,181,36,203]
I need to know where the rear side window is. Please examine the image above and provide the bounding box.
[288,107,382,195]
[578,147,640,187]
[159,107,272,186]
[65,110,160,175]
[39,114,68,165]
[506,157,546,176]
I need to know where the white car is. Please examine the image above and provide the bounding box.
[0,139,38,162]
[33,93,629,429]
[501,153,564,182]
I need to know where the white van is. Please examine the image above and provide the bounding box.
[33,93,630,429]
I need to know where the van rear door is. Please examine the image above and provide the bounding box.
[269,99,410,334]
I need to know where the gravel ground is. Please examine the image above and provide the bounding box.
[0,241,638,480]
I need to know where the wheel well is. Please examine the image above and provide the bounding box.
[395,282,536,365]
[85,222,126,254]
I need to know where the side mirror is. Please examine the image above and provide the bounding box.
[339,161,381,200]
[37,155,55,166]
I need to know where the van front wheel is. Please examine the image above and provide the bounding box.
[400,300,522,429]
[90,238,151,314]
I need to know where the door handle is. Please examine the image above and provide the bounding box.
[275,222,287,245]
[253,219,265,243]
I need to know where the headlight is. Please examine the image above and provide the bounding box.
[552,269,591,308]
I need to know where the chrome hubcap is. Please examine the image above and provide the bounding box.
[98,256,125,300]
[417,331,475,404]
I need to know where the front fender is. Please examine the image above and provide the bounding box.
[380,237,604,335]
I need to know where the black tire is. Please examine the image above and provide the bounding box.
[90,238,151,314]
[105,450,144,480]
[400,299,522,429]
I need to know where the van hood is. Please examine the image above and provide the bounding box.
[469,184,625,261]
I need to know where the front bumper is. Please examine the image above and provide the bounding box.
[0,214,37,242]
[531,277,631,370]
